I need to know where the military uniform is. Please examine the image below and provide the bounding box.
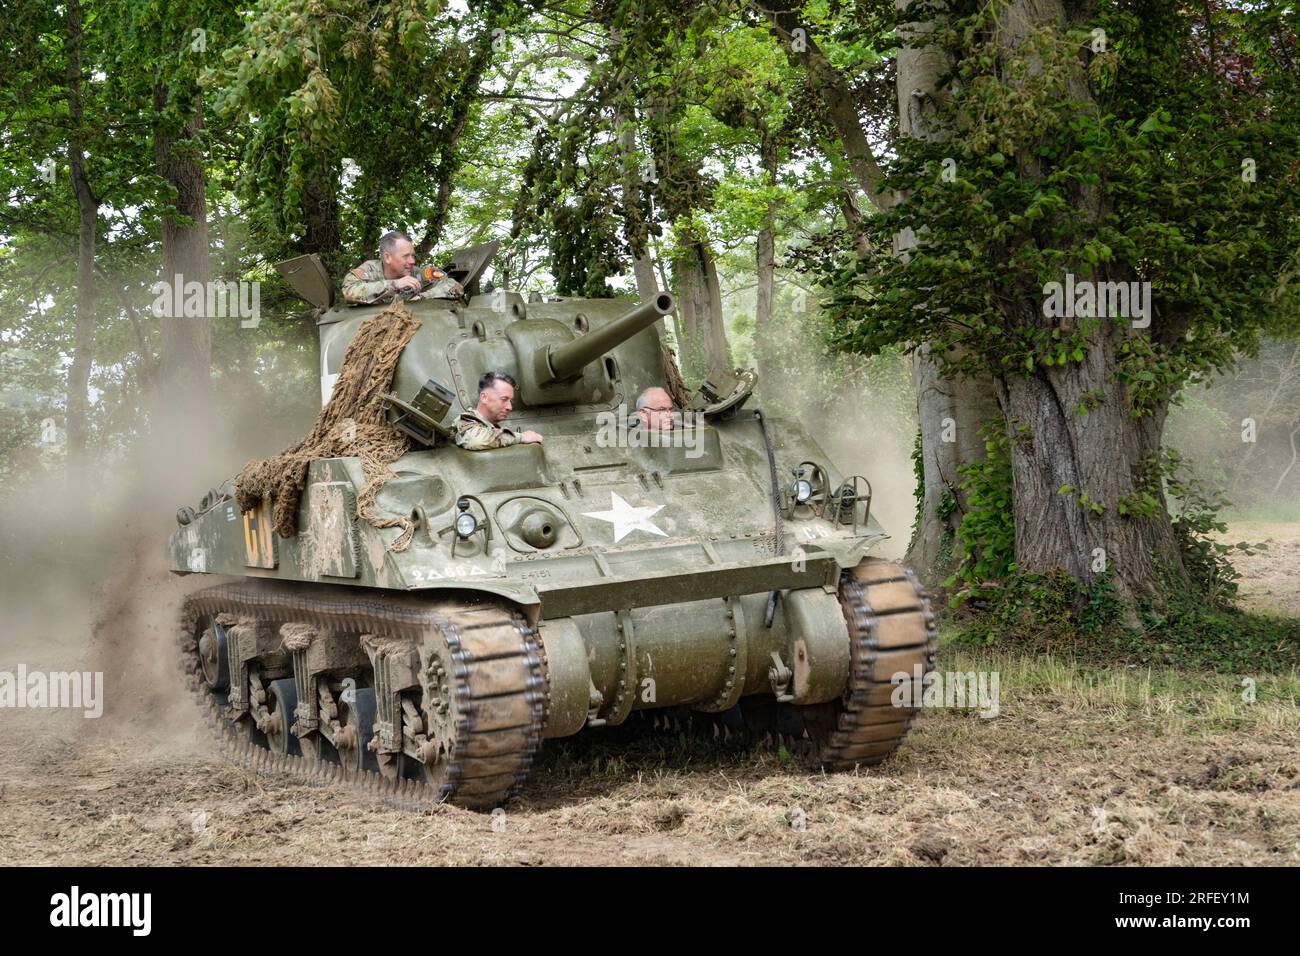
[342,260,464,306]
[453,409,520,450]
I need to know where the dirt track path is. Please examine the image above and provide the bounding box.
[3,664,1296,866]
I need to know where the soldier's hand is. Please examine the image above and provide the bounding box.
[521,430,544,445]
[393,274,422,292]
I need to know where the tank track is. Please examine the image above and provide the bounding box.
[805,557,937,767]
[177,581,547,811]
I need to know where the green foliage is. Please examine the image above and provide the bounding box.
[948,566,1300,674]
[907,425,924,555]
[939,420,1283,668]
[207,0,521,269]
[945,421,1014,602]
[821,1,1300,399]
[1164,450,1263,607]
[1125,602,1300,674]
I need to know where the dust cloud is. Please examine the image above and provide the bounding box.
[0,385,311,759]
[749,331,918,562]
[815,404,917,562]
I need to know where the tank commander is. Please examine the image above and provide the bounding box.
[342,230,464,305]
[453,371,544,449]
[635,386,676,430]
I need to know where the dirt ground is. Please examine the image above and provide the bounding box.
[1,525,1296,867]
[1214,521,1300,618]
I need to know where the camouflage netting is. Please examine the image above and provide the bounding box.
[235,302,422,552]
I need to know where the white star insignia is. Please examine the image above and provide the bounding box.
[583,492,667,543]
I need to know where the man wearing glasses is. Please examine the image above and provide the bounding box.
[635,387,676,430]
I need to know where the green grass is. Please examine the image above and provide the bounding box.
[936,645,1300,737]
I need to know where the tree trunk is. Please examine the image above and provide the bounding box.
[416,30,496,261]
[755,129,778,387]
[633,256,659,300]
[910,347,1002,572]
[998,324,1184,606]
[617,108,661,301]
[993,0,1185,608]
[153,86,213,481]
[893,0,1003,576]
[644,107,731,380]
[64,0,97,493]
[653,254,684,346]
[303,167,342,275]
[756,0,889,210]
[356,177,380,262]
[671,243,731,379]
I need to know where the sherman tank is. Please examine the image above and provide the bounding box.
[169,241,936,809]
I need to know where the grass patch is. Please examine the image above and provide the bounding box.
[947,599,1300,673]
[935,645,1300,737]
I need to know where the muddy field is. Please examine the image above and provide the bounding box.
[1,526,1297,867]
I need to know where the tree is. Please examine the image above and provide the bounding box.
[105,0,243,475]
[822,0,1300,609]
[510,1,742,377]
[64,0,101,491]
[207,0,520,280]
[750,0,1003,577]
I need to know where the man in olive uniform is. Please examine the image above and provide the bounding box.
[453,371,544,449]
[342,230,464,305]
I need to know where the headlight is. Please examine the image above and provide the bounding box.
[455,498,478,538]
[790,467,813,504]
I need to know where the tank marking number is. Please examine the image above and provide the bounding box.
[410,561,508,583]
[242,499,276,568]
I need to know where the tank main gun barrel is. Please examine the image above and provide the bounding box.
[539,292,675,385]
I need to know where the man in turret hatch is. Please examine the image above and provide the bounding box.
[453,371,544,450]
[634,386,676,430]
[342,230,464,305]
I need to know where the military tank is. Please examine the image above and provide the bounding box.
[169,241,935,809]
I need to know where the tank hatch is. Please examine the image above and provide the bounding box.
[274,254,335,310]
[443,240,500,296]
